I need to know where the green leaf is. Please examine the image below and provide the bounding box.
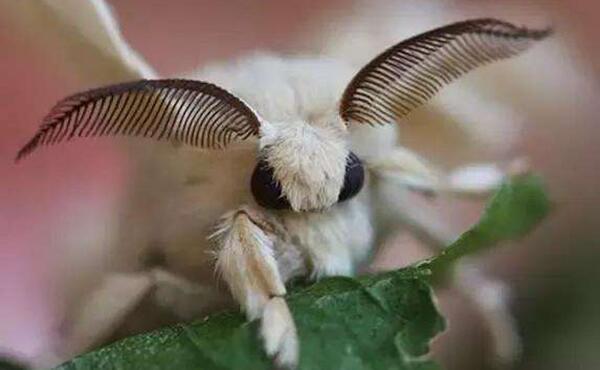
[419,174,550,272]
[0,358,28,370]
[56,269,444,370]
[54,174,549,370]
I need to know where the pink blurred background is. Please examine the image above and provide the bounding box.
[1,1,599,369]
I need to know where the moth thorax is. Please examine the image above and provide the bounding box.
[250,152,364,211]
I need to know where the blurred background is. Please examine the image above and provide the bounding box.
[0,0,598,369]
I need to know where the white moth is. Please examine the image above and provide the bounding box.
[16,11,550,369]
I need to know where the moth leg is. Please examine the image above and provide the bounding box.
[56,267,224,365]
[444,158,529,198]
[367,147,527,198]
[455,265,521,365]
[213,206,302,368]
[150,268,228,320]
[371,155,523,365]
[396,206,521,365]
[58,271,154,362]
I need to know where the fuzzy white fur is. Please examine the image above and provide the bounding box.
[212,207,288,320]
[260,119,348,211]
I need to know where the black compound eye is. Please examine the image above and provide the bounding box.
[251,159,292,210]
[338,151,365,203]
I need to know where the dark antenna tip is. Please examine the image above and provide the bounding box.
[15,149,28,163]
[14,136,39,163]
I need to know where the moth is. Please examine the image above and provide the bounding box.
[17,18,550,368]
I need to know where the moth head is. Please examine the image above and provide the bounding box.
[16,19,550,212]
[251,119,363,211]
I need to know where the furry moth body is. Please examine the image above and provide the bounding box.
[18,19,550,368]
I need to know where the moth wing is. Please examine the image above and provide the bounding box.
[1,0,155,82]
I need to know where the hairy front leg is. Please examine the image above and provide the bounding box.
[212,206,305,368]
